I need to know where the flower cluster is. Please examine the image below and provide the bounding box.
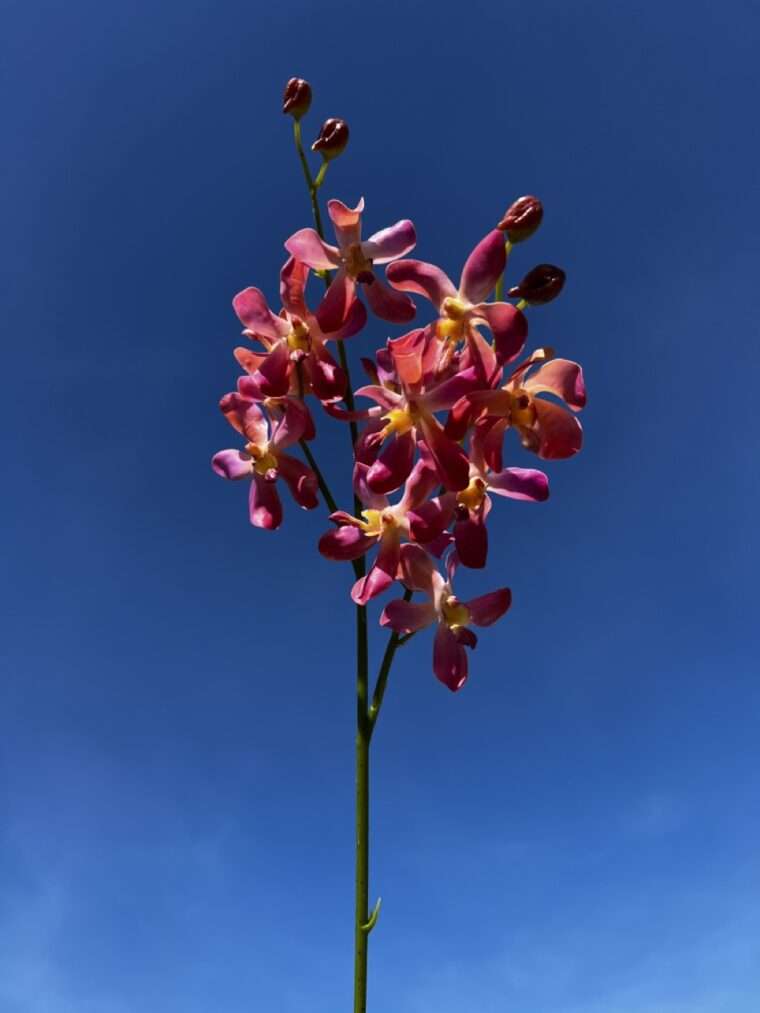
[213,97,586,692]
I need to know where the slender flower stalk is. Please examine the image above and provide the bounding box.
[211,77,587,1012]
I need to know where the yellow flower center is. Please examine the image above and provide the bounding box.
[360,509,397,536]
[245,443,278,475]
[286,318,310,352]
[509,388,536,427]
[441,297,468,320]
[457,477,487,512]
[344,243,373,279]
[381,406,416,438]
[441,594,470,630]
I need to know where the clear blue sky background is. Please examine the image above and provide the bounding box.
[3,1,760,1010]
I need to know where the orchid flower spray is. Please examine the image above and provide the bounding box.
[211,77,587,1013]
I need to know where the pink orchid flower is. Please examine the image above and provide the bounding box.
[444,428,549,568]
[211,393,318,529]
[318,455,450,605]
[350,327,482,494]
[467,348,587,468]
[233,257,366,405]
[285,198,417,330]
[386,229,528,375]
[380,544,511,691]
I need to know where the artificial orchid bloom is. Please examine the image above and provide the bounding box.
[467,348,587,467]
[233,257,366,405]
[349,327,482,494]
[386,229,528,376]
[380,544,511,691]
[211,393,318,529]
[318,455,451,605]
[284,198,417,330]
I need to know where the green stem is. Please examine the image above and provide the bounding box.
[354,599,370,1013]
[368,588,413,740]
[493,239,512,302]
[298,438,339,514]
[291,114,372,1012]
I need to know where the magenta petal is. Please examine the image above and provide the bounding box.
[454,514,488,569]
[219,392,268,444]
[408,498,452,545]
[380,599,436,634]
[284,228,340,271]
[398,543,436,594]
[363,275,416,323]
[418,415,470,492]
[234,347,269,376]
[459,230,507,304]
[388,328,426,386]
[249,473,282,529]
[233,288,290,339]
[525,358,587,410]
[307,345,347,402]
[277,453,318,509]
[270,397,310,450]
[211,449,253,480]
[327,197,364,248]
[351,533,401,605]
[424,366,481,412]
[488,467,549,501]
[399,455,440,511]
[366,431,415,495]
[256,341,292,398]
[474,302,528,365]
[363,219,417,264]
[385,259,457,308]
[533,400,583,459]
[332,297,367,340]
[354,384,403,412]
[279,256,309,317]
[466,588,511,627]
[433,624,469,691]
[319,525,377,561]
[315,269,356,333]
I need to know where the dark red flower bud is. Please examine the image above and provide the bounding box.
[282,78,312,120]
[312,117,349,160]
[508,264,566,305]
[497,195,543,243]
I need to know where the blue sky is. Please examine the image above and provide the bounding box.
[3,0,760,1010]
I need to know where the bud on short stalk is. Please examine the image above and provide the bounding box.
[282,77,312,120]
[497,195,543,243]
[312,117,349,160]
[508,264,566,305]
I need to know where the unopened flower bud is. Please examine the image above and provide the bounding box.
[282,77,312,120]
[497,195,543,243]
[508,264,566,305]
[312,117,349,160]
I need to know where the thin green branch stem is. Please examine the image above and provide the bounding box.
[368,588,414,740]
[291,110,371,1013]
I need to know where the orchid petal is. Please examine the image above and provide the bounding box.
[233,288,290,340]
[472,302,527,365]
[219,393,268,444]
[454,514,488,569]
[319,524,377,562]
[418,414,470,492]
[366,431,415,495]
[363,219,417,264]
[284,228,340,270]
[380,599,436,634]
[327,197,364,248]
[277,453,318,510]
[433,624,469,692]
[524,359,586,410]
[363,275,416,323]
[385,259,457,309]
[315,268,356,333]
[488,467,549,501]
[465,588,511,627]
[533,400,583,459]
[211,449,253,480]
[459,230,507,304]
[398,543,436,595]
[279,256,309,317]
[249,474,282,530]
[269,397,310,450]
[351,531,401,605]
